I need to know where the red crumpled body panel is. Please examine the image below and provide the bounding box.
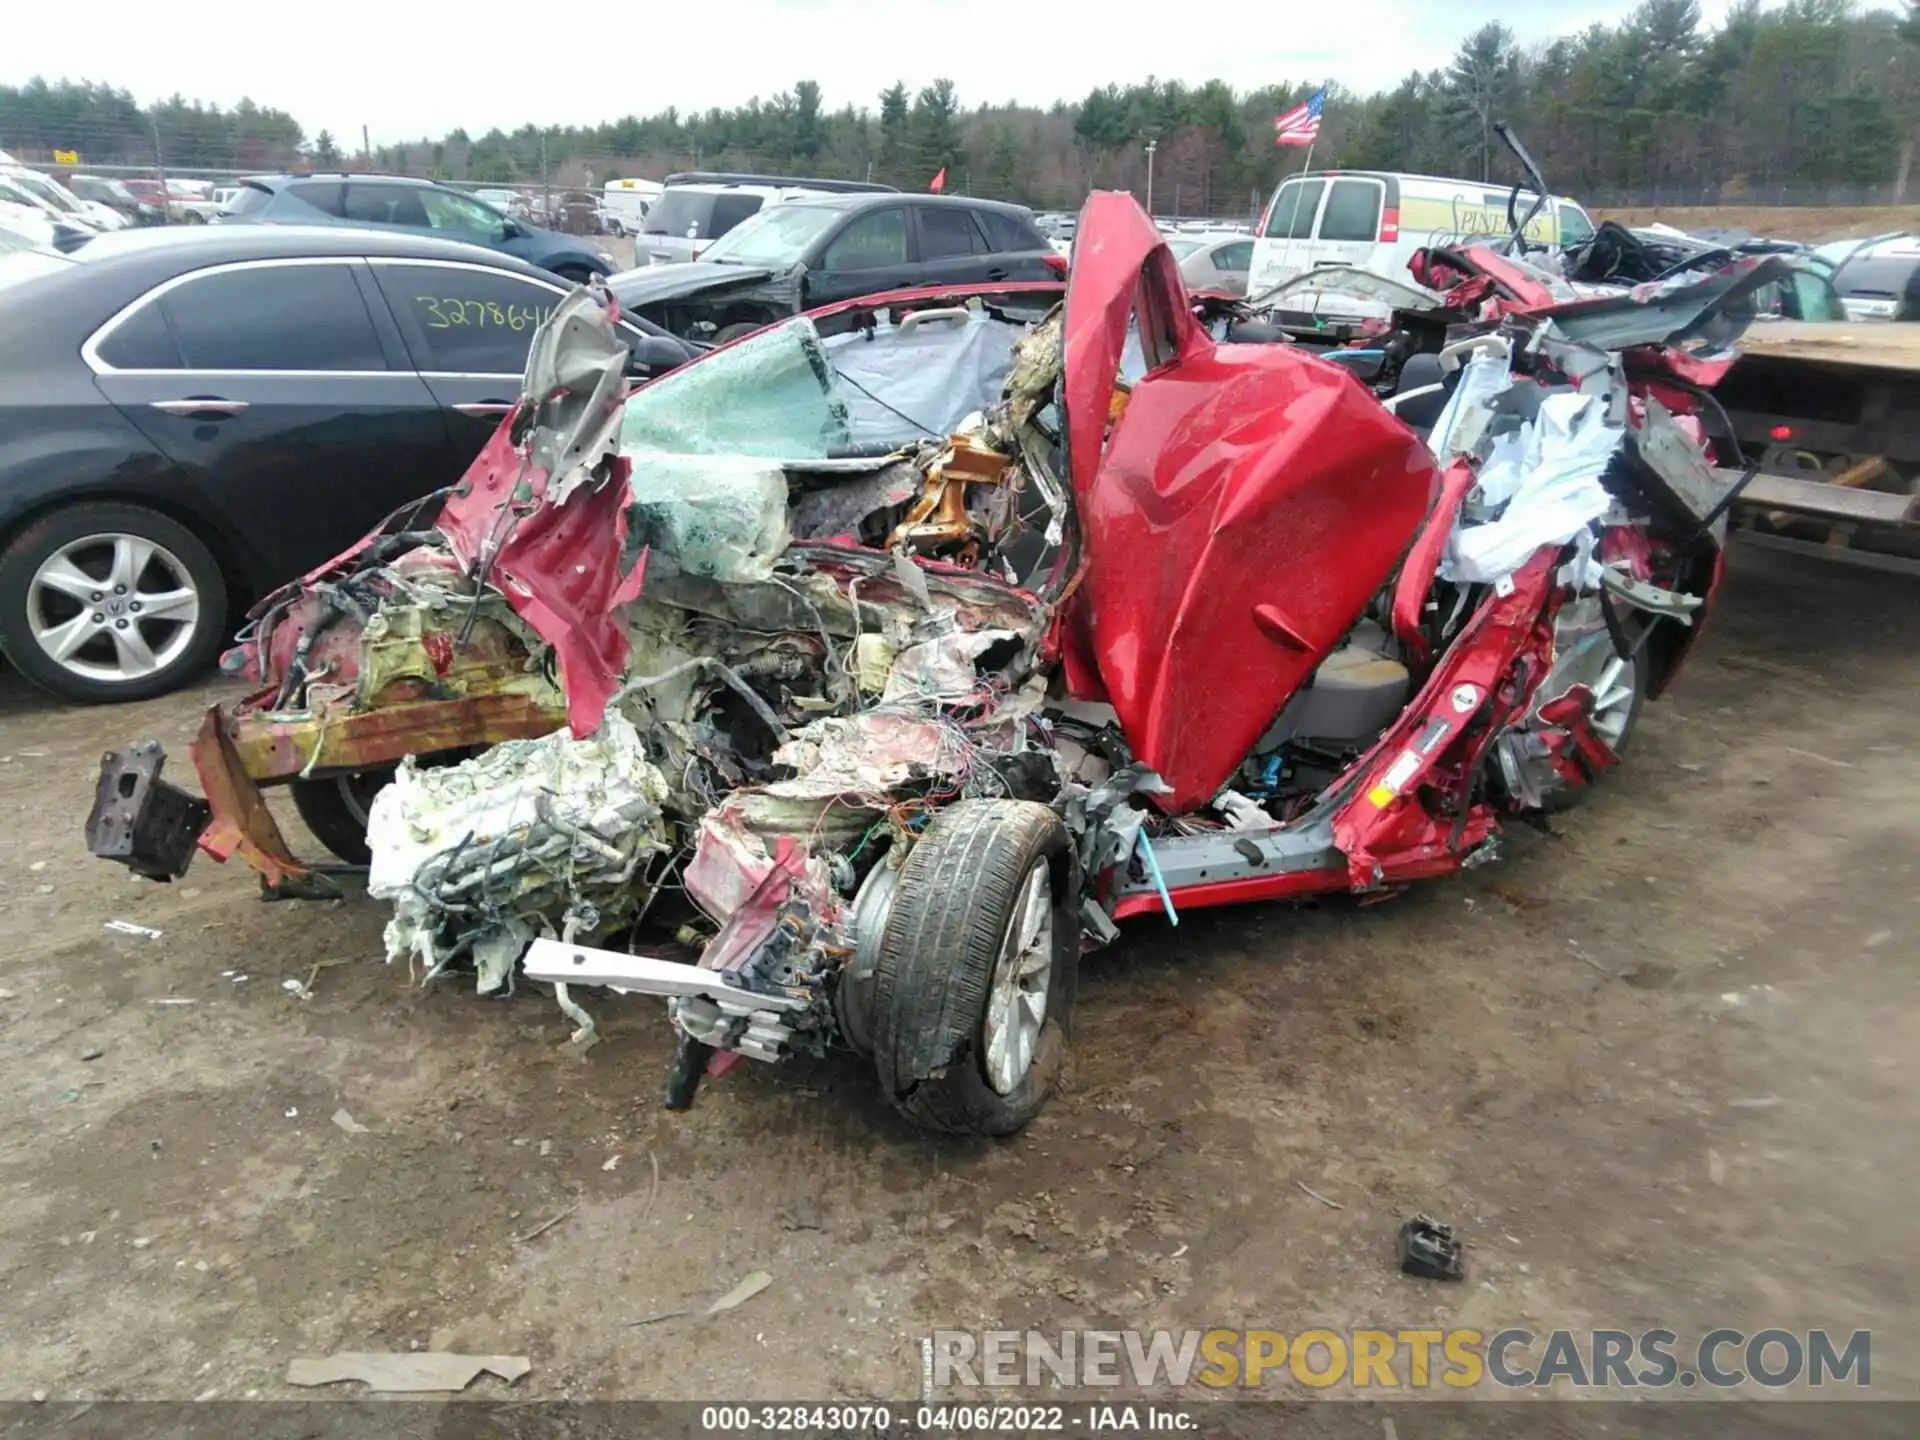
[439,419,647,737]
[1062,192,1438,813]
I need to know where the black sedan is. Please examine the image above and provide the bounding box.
[0,225,694,703]
[612,193,1064,343]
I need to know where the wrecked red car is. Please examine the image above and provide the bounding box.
[87,193,1762,1136]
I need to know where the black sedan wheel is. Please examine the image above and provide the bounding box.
[0,502,227,703]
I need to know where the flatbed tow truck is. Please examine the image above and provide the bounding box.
[1711,321,1920,570]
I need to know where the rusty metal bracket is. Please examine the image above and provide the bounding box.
[188,706,341,901]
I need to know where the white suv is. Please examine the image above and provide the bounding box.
[638,172,897,266]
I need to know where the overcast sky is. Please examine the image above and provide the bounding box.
[10,0,1747,149]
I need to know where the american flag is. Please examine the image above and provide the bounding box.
[1274,87,1327,147]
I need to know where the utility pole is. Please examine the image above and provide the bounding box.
[541,131,551,222]
[151,118,168,201]
[362,124,371,171]
[1144,138,1157,218]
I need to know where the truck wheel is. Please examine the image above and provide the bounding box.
[714,322,762,344]
[0,502,227,704]
[290,769,394,866]
[869,800,1078,1136]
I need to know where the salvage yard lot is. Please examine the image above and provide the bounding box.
[0,541,1914,1400]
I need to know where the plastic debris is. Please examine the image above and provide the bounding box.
[104,920,163,939]
[707,1270,773,1314]
[1397,1214,1464,1281]
[331,1109,370,1135]
[284,1352,530,1393]
[282,978,310,1000]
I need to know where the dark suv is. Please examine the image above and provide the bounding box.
[611,192,1065,342]
[216,174,617,284]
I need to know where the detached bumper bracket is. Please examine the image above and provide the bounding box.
[85,742,211,881]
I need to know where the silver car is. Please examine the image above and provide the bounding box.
[1169,233,1256,296]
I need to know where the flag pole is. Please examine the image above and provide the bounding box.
[1299,79,1327,178]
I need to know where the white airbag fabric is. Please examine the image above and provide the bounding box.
[1440,392,1621,586]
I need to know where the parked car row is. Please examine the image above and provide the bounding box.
[616,190,1064,341]
[213,173,618,282]
[0,164,136,250]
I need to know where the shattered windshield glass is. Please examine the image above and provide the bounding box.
[621,317,855,460]
[620,305,1030,463]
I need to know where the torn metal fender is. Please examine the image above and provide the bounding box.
[436,290,649,738]
[1330,551,1560,890]
[1535,685,1624,787]
[1540,255,1794,353]
[606,261,778,310]
[1391,459,1478,671]
[188,707,340,900]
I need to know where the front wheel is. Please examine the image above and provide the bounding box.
[868,800,1078,1136]
[0,502,227,704]
[1538,632,1650,813]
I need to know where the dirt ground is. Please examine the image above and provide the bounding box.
[1593,204,1920,242]
[0,539,1915,1405]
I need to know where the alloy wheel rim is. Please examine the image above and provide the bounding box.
[27,533,200,684]
[983,862,1054,1096]
[1588,651,1639,747]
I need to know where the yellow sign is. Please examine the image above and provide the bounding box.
[53,149,79,165]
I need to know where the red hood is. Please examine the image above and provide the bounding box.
[1060,193,1438,812]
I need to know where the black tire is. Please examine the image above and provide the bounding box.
[290,769,396,866]
[869,799,1079,1136]
[714,321,762,345]
[0,501,228,704]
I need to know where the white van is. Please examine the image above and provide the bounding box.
[603,177,663,237]
[1246,170,1595,311]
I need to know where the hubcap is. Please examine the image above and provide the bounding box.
[982,862,1054,1096]
[27,533,200,684]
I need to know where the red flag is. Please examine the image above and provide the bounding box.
[930,167,947,193]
